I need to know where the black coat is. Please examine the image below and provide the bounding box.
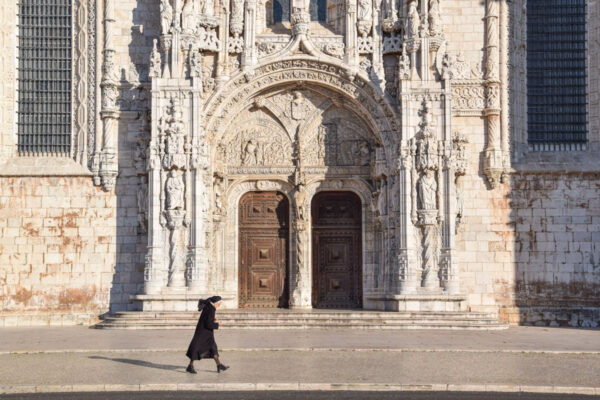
[186,303,220,360]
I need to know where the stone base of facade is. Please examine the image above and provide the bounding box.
[500,306,600,328]
[0,313,100,327]
[366,294,467,312]
[131,293,236,312]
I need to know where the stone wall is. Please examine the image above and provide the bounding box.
[0,177,116,326]
[506,173,600,327]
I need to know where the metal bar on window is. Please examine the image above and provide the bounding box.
[17,0,72,156]
[527,0,587,145]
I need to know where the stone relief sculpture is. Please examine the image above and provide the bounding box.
[357,0,373,36]
[225,127,294,168]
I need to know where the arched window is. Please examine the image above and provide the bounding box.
[267,0,290,24]
[309,0,327,22]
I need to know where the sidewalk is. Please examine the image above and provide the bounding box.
[0,327,599,395]
[0,326,599,353]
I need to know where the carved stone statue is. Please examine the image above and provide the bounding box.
[294,185,308,222]
[165,170,185,210]
[160,0,174,35]
[355,140,371,166]
[376,179,387,217]
[406,1,420,39]
[291,91,308,121]
[429,0,442,36]
[189,46,202,77]
[149,40,161,78]
[138,175,149,233]
[242,139,258,166]
[417,169,437,211]
[182,0,200,33]
[358,0,372,21]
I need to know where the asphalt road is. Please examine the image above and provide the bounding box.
[2,392,600,400]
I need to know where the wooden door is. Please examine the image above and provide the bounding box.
[239,191,289,308]
[312,191,362,309]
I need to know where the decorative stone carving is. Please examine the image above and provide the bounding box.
[229,0,244,53]
[160,98,187,170]
[483,0,504,189]
[188,46,202,78]
[149,40,162,78]
[383,33,402,54]
[357,0,372,36]
[323,42,345,58]
[226,127,294,167]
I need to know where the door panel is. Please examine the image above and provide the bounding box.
[312,192,362,309]
[239,192,289,308]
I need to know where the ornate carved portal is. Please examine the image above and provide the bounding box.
[239,191,290,308]
[311,192,362,309]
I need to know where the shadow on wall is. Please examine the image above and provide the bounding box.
[106,0,159,315]
[509,173,600,327]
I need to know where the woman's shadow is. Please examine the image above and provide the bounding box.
[89,355,187,374]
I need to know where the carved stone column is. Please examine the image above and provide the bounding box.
[344,0,358,66]
[144,81,166,295]
[290,176,311,308]
[186,76,210,291]
[98,0,119,191]
[483,0,504,188]
[241,0,257,71]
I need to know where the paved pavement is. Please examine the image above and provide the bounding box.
[3,392,600,400]
[0,326,599,395]
[1,326,599,353]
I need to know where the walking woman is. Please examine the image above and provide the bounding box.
[186,296,229,373]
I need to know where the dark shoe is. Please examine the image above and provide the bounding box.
[186,365,197,374]
[217,364,229,373]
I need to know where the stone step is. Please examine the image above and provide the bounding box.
[100,319,500,327]
[112,311,495,319]
[96,310,507,330]
[97,322,507,330]
[98,309,506,329]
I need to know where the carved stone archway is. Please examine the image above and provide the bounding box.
[203,58,401,165]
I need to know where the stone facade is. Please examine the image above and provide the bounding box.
[0,0,599,327]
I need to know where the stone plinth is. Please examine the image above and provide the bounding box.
[131,293,236,312]
[367,294,467,312]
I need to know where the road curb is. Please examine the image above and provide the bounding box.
[2,348,600,355]
[1,383,599,395]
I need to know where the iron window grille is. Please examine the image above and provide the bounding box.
[17,0,72,156]
[526,0,587,146]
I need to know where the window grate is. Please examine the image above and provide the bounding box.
[526,0,587,145]
[17,0,72,156]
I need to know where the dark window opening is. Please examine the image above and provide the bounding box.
[18,0,72,155]
[310,0,327,22]
[526,0,587,145]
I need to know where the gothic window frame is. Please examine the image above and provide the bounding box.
[511,0,598,170]
[0,0,97,174]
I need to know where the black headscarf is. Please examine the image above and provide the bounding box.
[198,296,222,311]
